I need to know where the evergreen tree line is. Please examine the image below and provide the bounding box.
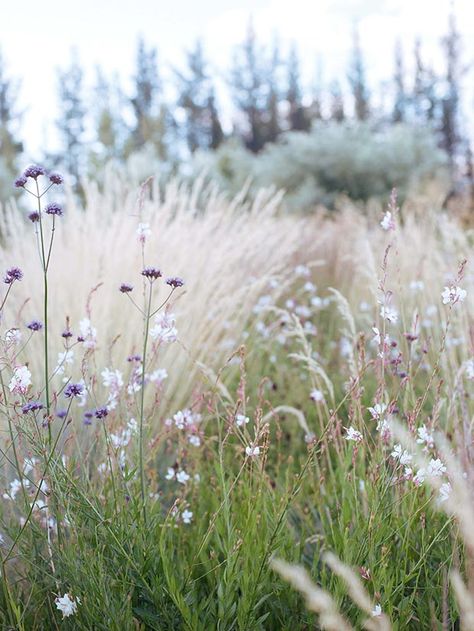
[0,9,469,197]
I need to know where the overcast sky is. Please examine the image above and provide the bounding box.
[1,0,473,155]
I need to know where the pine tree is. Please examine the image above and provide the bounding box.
[91,67,125,166]
[286,44,310,131]
[175,40,224,153]
[412,38,437,123]
[329,81,345,122]
[0,49,23,197]
[264,39,282,143]
[392,40,406,123]
[348,26,370,121]
[56,51,86,187]
[440,4,462,169]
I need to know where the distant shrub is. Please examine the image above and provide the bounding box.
[191,122,448,210]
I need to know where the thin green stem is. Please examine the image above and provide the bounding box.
[138,281,153,525]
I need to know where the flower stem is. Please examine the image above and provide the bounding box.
[138,281,153,524]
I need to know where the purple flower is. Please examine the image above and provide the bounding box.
[141,267,162,281]
[15,175,27,188]
[24,165,45,179]
[22,401,44,414]
[28,211,40,223]
[56,409,68,419]
[45,202,63,216]
[83,411,93,425]
[49,172,64,185]
[4,267,23,284]
[166,277,184,288]
[27,320,43,332]
[119,283,133,293]
[64,383,84,398]
[62,329,73,339]
[77,336,85,343]
[94,407,108,419]
[127,354,142,363]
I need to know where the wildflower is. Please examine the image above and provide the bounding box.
[376,418,392,441]
[380,305,398,323]
[83,411,93,425]
[4,267,23,284]
[137,222,151,241]
[127,418,138,433]
[9,366,32,393]
[3,479,22,500]
[427,458,446,477]
[79,318,97,349]
[410,280,425,292]
[141,267,162,281]
[94,407,108,420]
[24,165,45,179]
[150,312,178,343]
[49,172,64,185]
[390,444,412,466]
[165,467,175,480]
[148,368,168,384]
[442,285,467,306]
[166,277,184,288]
[56,409,68,419]
[344,426,363,443]
[413,468,426,486]
[45,202,63,216]
[295,264,310,277]
[62,328,73,339]
[15,175,27,188]
[4,328,22,344]
[416,425,434,449]
[245,445,261,457]
[101,368,123,390]
[372,326,389,346]
[176,470,190,485]
[465,359,474,380]
[55,350,74,375]
[64,383,84,398]
[310,389,324,402]
[182,509,193,524]
[119,283,133,293]
[27,320,43,332]
[28,211,40,222]
[380,210,395,231]
[371,604,382,617]
[439,482,452,503]
[54,593,79,618]
[188,435,201,447]
[235,414,249,427]
[21,401,43,414]
[368,403,387,420]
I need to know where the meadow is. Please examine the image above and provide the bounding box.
[0,165,473,629]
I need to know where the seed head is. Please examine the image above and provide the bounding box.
[24,165,45,179]
[166,277,184,288]
[141,267,162,281]
[45,202,63,216]
[4,267,23,284]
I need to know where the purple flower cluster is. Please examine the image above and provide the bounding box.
[64,383,84,398]
[141,267,162,281]
[166,277,184,288]
[27,320,43,332]
[28,211,40,223]
[83,411,93,425]
[49,172,64,185]
[45,202,63,216]
[94,407,108,419]
[14,176,27,188]
[4,267,23,284]
[21,401,44,414]
[119,283,133,293]
[23,165,45,179]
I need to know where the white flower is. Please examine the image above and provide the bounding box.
[310,389,324,402]
[413,468,426,486]
[245,445,261,457]
[390,444,412,466]
[148,368,168,384]
[79,317,97,348]
[304,281,316,293]
[371,604,382,617]
[188,435,201,447]
[427,458,446,477]
[442,285,467,306]
[410,280,425,292]
[54,593,80,618]
[235,414,249,427]
[110,429,131,449]
[380,210,395,231]
[176,470,190,485]
[344,426,363,443]
[150,312,178,343]
[9,366,31,394]
[465,359,474,380]
[380,306,398,323]
[368,403,387,420]
[3,479,22,500]
[101,368,123,390]
[55,350,74,376]
[182,509,193,524]
[174,410,186,429]
[376,418,392,441]
[372,327,389,346]
[127,418,138,434]
[136,222,151,242]
[295,264,310,277]
[416,425,434,449]
[4,328,21,344]
[439,482,452,503]
[165,467,175,481]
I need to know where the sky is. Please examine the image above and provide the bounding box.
[0,0,473,155]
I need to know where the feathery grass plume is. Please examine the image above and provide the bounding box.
[451,571,474,631]
[270,557,353,631]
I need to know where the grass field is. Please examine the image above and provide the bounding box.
[0,169,473,629]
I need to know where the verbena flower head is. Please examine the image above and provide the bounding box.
[28,211,40,223]
[49,172,64,185]
[24,164,45,179]
[4,267,23,284]
[21,401,44,414]
[14,175,27,188]
[166,277,184,288]
[45,202,63,216]
[64,383,84,398]
[27,320,43,332]
[119,283,133,293]
[94,407,108,419]
[83,411,93,425]
[62,329,73,339]
[142,267,162,281]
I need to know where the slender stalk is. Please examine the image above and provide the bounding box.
[138,280,153,524]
